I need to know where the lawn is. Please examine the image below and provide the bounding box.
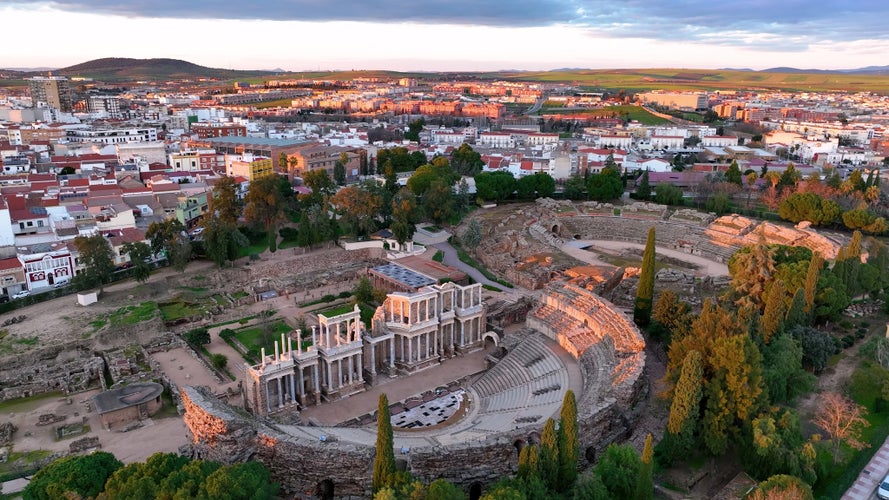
[319,304,356,317]
[539,104,670,125]
[230,320,293,362]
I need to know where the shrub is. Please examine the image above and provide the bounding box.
[321,294,336,303]
[210,353,228,370]
[184,328,210,346]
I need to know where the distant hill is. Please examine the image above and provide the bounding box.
[48,58,268,81]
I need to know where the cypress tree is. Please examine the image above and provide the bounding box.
[373,394,395,493]
[517,444,540,481]
[785,288,807,328]
[557,390,578,490]
[636,170,651,200]
[539,418,559,491]
[636,434,654,500]
[667,350,703,455]
[634,227,656,326]
[760,280,787,344]
[803,253,822,316]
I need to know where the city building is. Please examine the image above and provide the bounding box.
[27,76,73,112]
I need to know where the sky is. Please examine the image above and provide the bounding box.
[3,1,889,72]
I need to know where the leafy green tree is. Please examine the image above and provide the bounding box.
[202,215,248,266]
[779,163,802,190]
[200,460,278,500]
[462,218,482,250]
[475,171,517,202]
[353,276,375,305]
[301,168,336,206]
[450,143,484,176]
[122,241,153,283]
[423,179,455,224]
[184,327,210,346]
[405,118,424,142]
[407,163,456,197]
[24,451,122,500]
[245,174,290,247]
[390,188,418,248]
[563,175,587,200]
[146,218,191,271]
[373,394,396,492]
[210,353,228,370]
[208,175,241,226]
[103,452,192,499]
[517,173,556,199]
[73,233,115,293]
[653,183,683,205]
[539,418,559,490]
[635,169,651,200]
[748,474,813,500]
[331,186,382,237]
[789,325,835,373]
[634,227,656,326]
[587,168,623,201]
[728,240,776,311]
[557,390,578,490]
[741,409,817,485]
[572,473,609,499]
[333,160,346,186]
[426,478,463,500]
[726,160,743,185]
[778,192,841,226]
[594,444,642,499]
[843,169,867,193]
[762,333,816,405]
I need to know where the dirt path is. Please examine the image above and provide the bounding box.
[563,240,730,277]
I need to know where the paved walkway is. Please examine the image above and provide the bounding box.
[563,239,730,277]
[844,435,889,500]
[431,240,502,289]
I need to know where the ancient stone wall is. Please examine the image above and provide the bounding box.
[0,343,104,401]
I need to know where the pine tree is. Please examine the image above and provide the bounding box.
[760,280,787,344]
[726,160,743,185]
[373,394,395,493]
[803,253,822,316]
[636,434,654,500]
[539,418,559,491]
[557,390,579,490]
[634,227,656,326]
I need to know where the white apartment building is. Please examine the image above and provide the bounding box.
[66,127,158,144]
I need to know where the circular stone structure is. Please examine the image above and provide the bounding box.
[181,279,646,498]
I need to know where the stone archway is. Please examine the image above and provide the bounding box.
[316,479,334,500]
[482,331,500,349]
[469,482,483,500]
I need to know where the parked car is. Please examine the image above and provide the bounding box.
[12,290,29,299]
[53,280,70,289]
[879,472,889,500]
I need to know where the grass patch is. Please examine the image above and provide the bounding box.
[433,250,444,262]
[228,320,293,362]
[482,284,503,292]
[450,237,514,289]
[211,294,228,306]
[205,315,257,330]
[231,290,249,299]
[279,239,301,249]
[0,391,65,414]
[14,336,38,346]
[181,286,208,293]
[107,301,157,326]
[0,449,53,478]
[320,304,356,317]
[89,319,107,330]
[158,301,205,322]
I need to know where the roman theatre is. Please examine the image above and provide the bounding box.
[181,198,843,498]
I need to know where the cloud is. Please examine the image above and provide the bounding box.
[10,0,889,48]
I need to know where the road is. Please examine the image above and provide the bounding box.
[844,435,889,499]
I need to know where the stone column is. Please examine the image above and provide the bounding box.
[289,374,296,403]
[313,364,320,393]
[326,361,333,390]
[277,377,284,407]
[348,356,353,385]
[264,379,271,414]
[369,342,377,375]
[389,338,395,368]
[357,354,363,381]
[297,367,304,397]
[407,337,412,364]
[460,321,465,346]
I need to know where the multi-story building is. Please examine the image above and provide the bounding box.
[225,153,274,181]
[65,127,158,144]
[87,95,122,118]
[27,76,73,112]
[190,122,247,139]
[637,91,709,111]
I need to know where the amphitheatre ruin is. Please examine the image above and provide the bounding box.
[0,198,847,498]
